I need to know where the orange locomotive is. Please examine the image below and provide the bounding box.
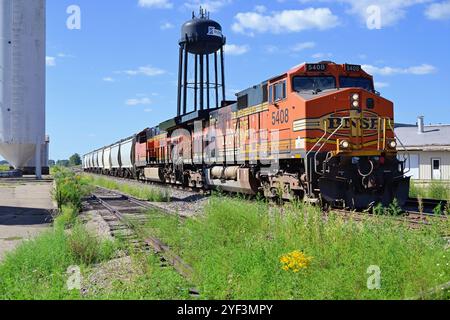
[115,61,407,210]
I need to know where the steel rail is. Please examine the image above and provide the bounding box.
[91,189,195,287]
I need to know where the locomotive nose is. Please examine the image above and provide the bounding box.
[325,88,395,155]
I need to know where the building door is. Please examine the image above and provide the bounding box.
[409,154,419,180]
[432,159,441,180]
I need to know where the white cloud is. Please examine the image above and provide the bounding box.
[292,42,316,52]
[103,77,115,82]
[57,53,75,58]
[138,0,173,9]
[362,63,437,75]
[339,0,431,27]
[254,5,267,13]
[121,65,166,77]
[46,56,56,67]
[232,8,339,35]
[224,44,250,55]
[375,81,389,88]
[144,108,153,112]
[160,22,174,30]
[311,52,333,59]
[265,45,280,54]
[184,0,232,13]
[425,1,450,20]
[126,97,152,106]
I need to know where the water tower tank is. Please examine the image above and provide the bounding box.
[180,14,225,55]
[0,0,46,169]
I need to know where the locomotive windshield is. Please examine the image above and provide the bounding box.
[292,76,336,92]
[339,77,374,92]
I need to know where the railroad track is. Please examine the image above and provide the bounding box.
[83,172,208,217]
[87,187,197,293]
[405,197,449,214]
[332,203,448,229]
[83,171,208,196]
[85,171,448,229]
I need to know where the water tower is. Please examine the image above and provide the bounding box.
[0,0,46,178]
[177,8,226,117]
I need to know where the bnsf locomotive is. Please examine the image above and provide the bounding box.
[84,61,410,210]
[84,11,409,210]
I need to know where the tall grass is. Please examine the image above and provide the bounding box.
[0,215,116,300]
[84,175,170,202]
[428,181,449,200]
[90,254,190,300]
[410,180,450,200]
[144,197,450,300]
[0,211,190,300]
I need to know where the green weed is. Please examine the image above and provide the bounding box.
[143,196,450,300]
[84,175,170,202]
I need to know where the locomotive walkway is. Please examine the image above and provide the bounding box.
[0,177,55,261]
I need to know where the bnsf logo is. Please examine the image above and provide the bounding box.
[327,117,378,130]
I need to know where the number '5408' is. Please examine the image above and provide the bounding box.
[272,109,289,125]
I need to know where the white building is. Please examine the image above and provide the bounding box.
[396,116,450,181]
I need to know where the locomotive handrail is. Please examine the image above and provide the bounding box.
[304,120,328,195]
[387,119,411,176]
[305,118,346,196]
[313,120,347,174]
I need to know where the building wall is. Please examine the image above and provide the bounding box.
[399,151,450,181]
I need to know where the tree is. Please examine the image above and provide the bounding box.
[69,153,82,166]
[56,160,70,167]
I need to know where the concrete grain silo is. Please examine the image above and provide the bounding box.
[0,0,46,178]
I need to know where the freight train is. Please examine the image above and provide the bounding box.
[84,60,410,210]
[84,10,410,210]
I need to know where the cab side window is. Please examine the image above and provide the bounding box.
[269,80,287,103]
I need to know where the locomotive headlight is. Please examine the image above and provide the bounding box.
[352,93,360,101]
[352,100,360,108]
[389,140,397,149]
[340,140,350,149]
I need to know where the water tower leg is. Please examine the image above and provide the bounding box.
[35,143,42,179]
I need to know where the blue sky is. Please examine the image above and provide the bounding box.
[44,0,450,160]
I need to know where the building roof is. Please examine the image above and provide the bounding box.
[395,123,450,151]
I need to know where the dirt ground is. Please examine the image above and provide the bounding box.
[0,177,55,261]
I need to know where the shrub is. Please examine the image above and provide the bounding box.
[53,167,92,210]
[55,205,79,229]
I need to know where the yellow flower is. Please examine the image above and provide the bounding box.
[279,250,313,272]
